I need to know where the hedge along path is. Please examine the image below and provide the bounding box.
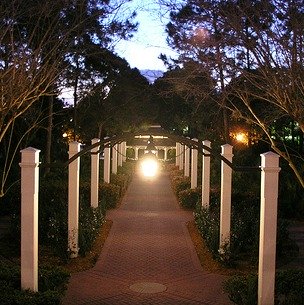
[62,169,232,305]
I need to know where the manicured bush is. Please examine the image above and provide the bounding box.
[5,158,134,261]
[223,274,258,305]
[178,187,201,209]
[39,180,69,258]
[168,169,183,180]
[110,173,129,196]
[194,191,297,266]
[0,261,69,305]
[99,183,121,209]
[118,160,135,177]
[223,269,304,305]
[194,203,220,257]
[78,201,105,256]
[171,176,191,196]
[8,178,109,259]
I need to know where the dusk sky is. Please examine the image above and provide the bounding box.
[114,0,179,71]
[61,1,179,102]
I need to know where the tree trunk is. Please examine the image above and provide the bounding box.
[44,95,53,176]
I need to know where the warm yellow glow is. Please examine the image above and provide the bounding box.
[62,132,68,138]
[141,158,159,177]
[236,133,245,142]
[135,135,168,139]
[231,131,249,145]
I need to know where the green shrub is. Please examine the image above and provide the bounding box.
[118,161,135,176]
[39,180,69,258]
[178,187,201,209]
[194,204,220,257]
[7,179,69,258]
[0,261,69,305]
[100,183,120,209]
[110,173,128,196]
[223,274,258,305]
[275,269,304,304]
[168,169,183,180]
[223,269,304,305]
[6,159,132,260]
[8,178,108,259]
[78,202,105,256]
[171,176,191,195]
[195,189,296,266]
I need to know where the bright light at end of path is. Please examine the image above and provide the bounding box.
[141,158,159,178]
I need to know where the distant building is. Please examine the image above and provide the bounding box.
[126,125,176,160]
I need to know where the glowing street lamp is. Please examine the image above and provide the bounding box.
[230,131,249,145]
[140,135,159,178]
[236,132,246,142]
[140,156,159,177]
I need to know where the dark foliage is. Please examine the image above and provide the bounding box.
[224,269,304,305]
[0,260,69,305]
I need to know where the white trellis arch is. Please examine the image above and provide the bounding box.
[20,129,280,304]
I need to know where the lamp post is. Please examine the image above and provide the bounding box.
[141,135,159,178]
[144,135,158,155]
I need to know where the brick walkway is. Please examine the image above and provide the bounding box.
[62,170,232,305]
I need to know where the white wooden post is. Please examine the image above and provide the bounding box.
[258,152,280,305]
[184,146,190,177]
[180,145,184,171]
[104,145,111,183]
[68,141,80,258]
[122,141,126,162]
[164,147,168,161]
[135,147,139,160]
[118,143,123,167]
[91,138,99,208]
[219,144,233,251]
[175,143,180,167]
[20,147,40,292]
[191,139,198,189]
[112,144,118,174]
[202,140,211,208]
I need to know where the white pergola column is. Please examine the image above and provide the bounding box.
[258,152,280,305]
[112,144,118,174]
[103,145,111,183]
[184,146,190,177]
[90,138,100,208]
[134,147,138,160]
[180,145,184,171]
[20,147,40,292]
[219,144,233,251]
[122,141,126,162]
[175,143,180,167]
[118,143,123,167]
[191,139,198,189]
[202,140,211,208]
[164,147,168,161]
[68,141,81,258]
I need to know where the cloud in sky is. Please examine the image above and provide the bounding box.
[114,0,179,71]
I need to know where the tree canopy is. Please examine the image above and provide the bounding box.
[161,0,304,187]
[0,0,138,196]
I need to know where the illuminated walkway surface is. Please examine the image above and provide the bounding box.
[63,171,232,305]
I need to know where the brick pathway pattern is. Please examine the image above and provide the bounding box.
[62,170,232,305]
